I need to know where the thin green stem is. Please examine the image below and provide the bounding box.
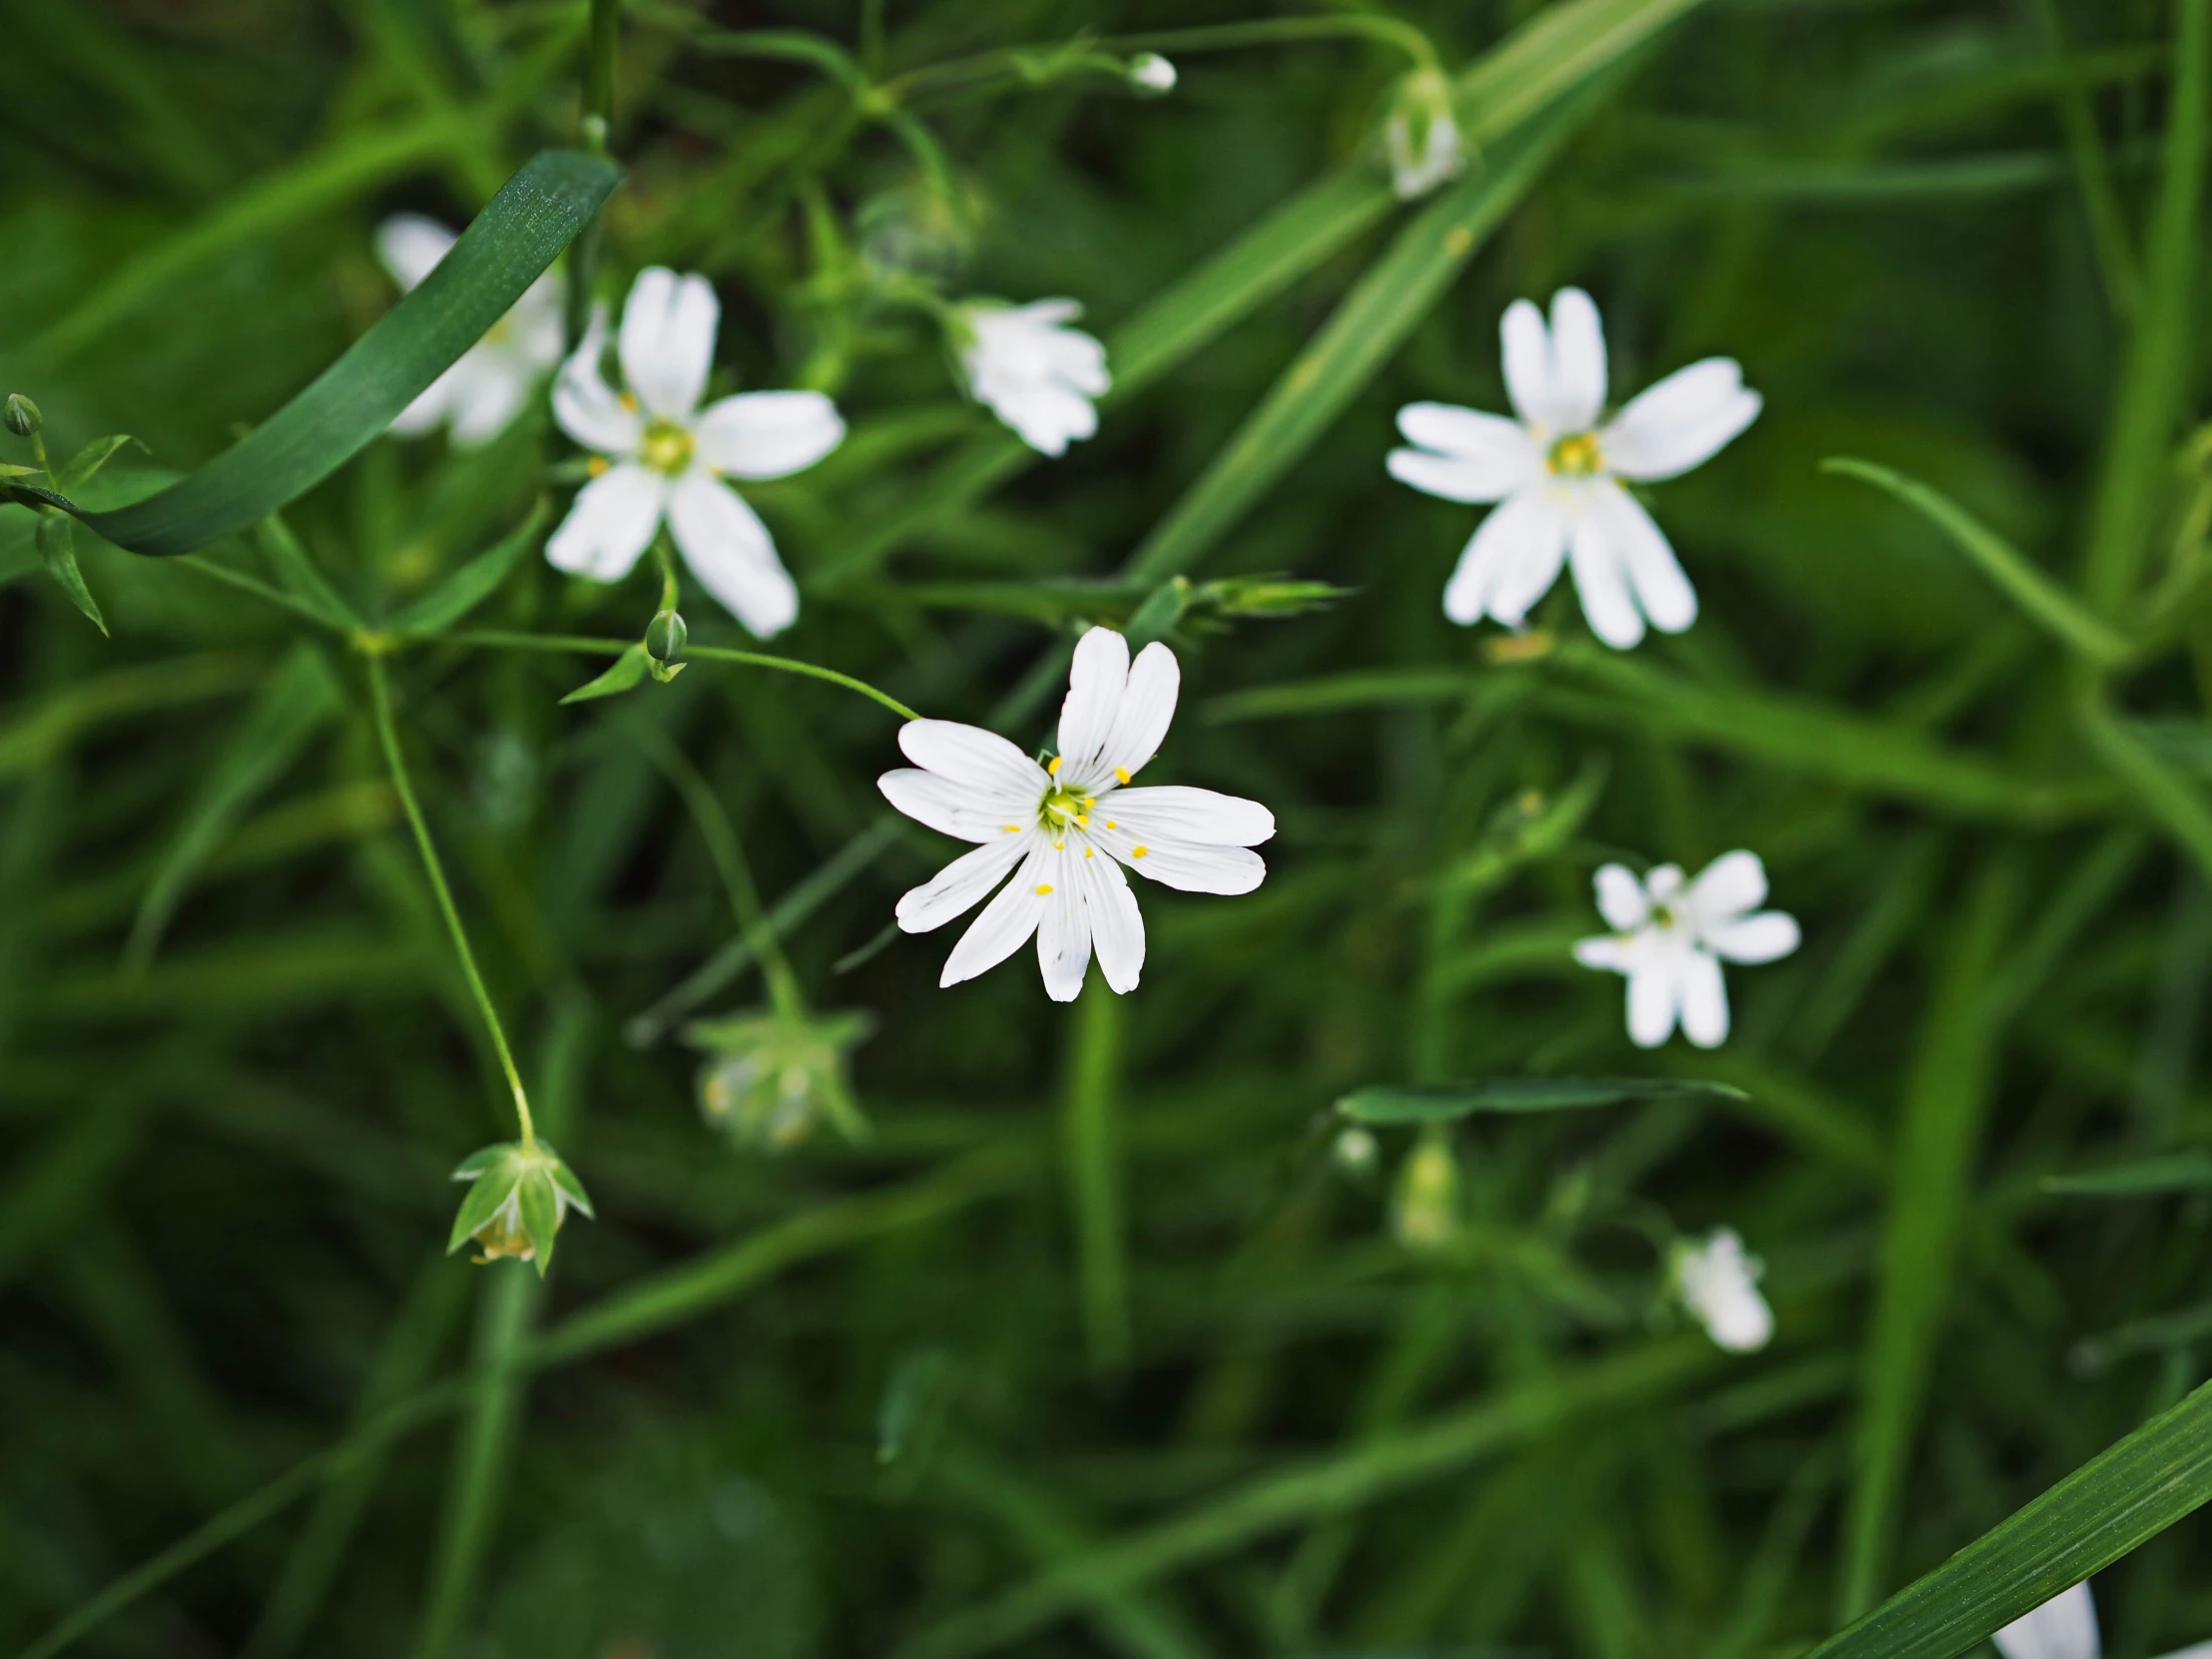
[172,553,345,631]
[681,645,921,720]
[583,0,618,151]
[2024,0,2140,318]
[1063,983,1130,1374]
[363,652,537,1147]
[444,630,922,720]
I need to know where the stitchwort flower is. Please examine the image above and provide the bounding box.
[955,299,1110,457]
[1573,850,1799,1048]
[549,268,845,638]
[1672,1229,1773,1353]
[1387,286,1762,648]
[878,626,1274,1001]
[1994,1582,2212,1659]
[376,215,566,446]
[448,1138,594,1276]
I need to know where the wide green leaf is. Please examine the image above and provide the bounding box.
[1336,1077,1746,1124]
[8,150,619,558]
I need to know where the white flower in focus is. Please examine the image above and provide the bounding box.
[376,215,566,446]
[1129,52,1177,95]
[957,299,1110,457]
[878,626,1274,1001]
[1672,1229,1773,1353]
[1386,286,1762,648]
[548,268,845,639]
[1384,68,1462,200]
[1572,850,1799,1048]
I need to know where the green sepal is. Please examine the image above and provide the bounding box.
[447,1165,518,1254]
[0,463,34,480]
[550,1158,596,1220]
[37,513,108,636]
[451,1140,520,1181]
[560,643,650,704]
[56,434,142,493]
[517,1169,561,1276]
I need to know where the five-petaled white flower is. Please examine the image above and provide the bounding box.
[957,299,1110,457]
[1672,1229,1773,1353]
[549,268,844,639]
[1387,286,1762,648]
[878,626,1275,1001]
[376,215,565,446]
[1995,1581,2212,1659]
[1572,850,1799,1048]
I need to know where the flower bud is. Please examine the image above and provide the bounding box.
[687,1008,872,1151]
[1332,1125,1379,1174]
[645,607,688,682]
[447,1138,595,1276]
[1384,67,1463,200]
[1128,53,1177,96]
[1390,1127,1459,1251]
[1202,575,1349,618]
[4,394,41,438]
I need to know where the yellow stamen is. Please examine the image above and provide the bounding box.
[1546,431,1604,477]
[619,391,640,412]
[1053,838,1065,849]
[1047,757,1062,777]
[587,455,610,478]
[1083,846,1094,858]
[1105,821,1117,830]
[1132,845,1148,858]
[1114,767,1131,785]
[1003,824,1021,832]
[1035,883,1054,894]
[1075,815,1090,829]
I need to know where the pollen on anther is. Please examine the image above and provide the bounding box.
[1132,845,1149,858]
[1083,846,1094,858]
[619,392,640,412]
[1003,824,1021,832]
[1035,883,1054,894]
[1053,838,1065,849]
[1114,767,1131,785]
[587,456,611,477]
[1105,820,1117,830]
[1047,757,1062,777]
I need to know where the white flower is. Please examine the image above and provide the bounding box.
[1384,68,1463,200]
[1994,1583,2212,1659]
[1572,850,1800,1048]
[877,626,1274,1002]
[548,268,845,639]
[376,215,566,446]
[1129,52,1177,95]
[1672,1229,1772,1353]
[957,299,1110,457]
[1386,286,1762,648]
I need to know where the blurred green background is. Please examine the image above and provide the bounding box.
[5,0,2212,1656]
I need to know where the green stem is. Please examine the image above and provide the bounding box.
[1063,982,1131,1374]
[583,0,618,152]
[444,630,923,721]
[364,652,537,1147]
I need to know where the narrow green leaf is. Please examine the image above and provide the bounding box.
[14,150,620,557]
[55,435,142,493]
[1337,1077,1747,1125]
[123,643,340,970]
[1119,578,1187,650]
[1822,457,2131,665]
[1807,1374,2212,1659]
[558,643,650,704]
[36,514,107,635]
[2041,1151,2212,1197]
[385,501,548,638]
[2079,698,2212,884]
[254,516,360,630]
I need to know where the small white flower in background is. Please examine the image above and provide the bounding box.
[1384,67,1463,200]
[1386,286,1762,648]
[1572,850,1799,1048]
[1128,52,1177,95]
[956,299,1110,457]
[1672,1229,1773,1353]
[548,268,844,639]
[878,625,1274,1002]
[1992,1581,2212,1659]
[376,215,566,446]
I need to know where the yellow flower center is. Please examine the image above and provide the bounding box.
[1546,431,1604,476]
[1040,786,1093,830]
[642,418,696,476]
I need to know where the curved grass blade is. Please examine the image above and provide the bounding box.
[2041,1151,2212,1197]
[1337,1077,1747,1125]
[8,150,619,558]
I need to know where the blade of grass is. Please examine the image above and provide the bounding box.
[2024,0,2141,318]
[1065,981,1132,1374]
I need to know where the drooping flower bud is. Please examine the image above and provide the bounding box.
[1390,1126,1459,1250]
[645,607,688,682]
[1128,53,1177,96]
[447,1139,595,1275]
[4,394,41,438]
[687,1007,873,1151]
[1383,67,1463,200]
[1671,1228,1774,1353]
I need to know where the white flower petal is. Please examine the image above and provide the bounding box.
[696,390,845,480]
[1546,287,1606,432]
[375,214,455,292]
[1594,863,1649,931]
[1444,486,1569,627]
[962,301,1109,455]
[1058,626,1130,786]
[1573,936,1627,971]
[1626,965,1678,1048]
[1689,850,1768,922]
[1994,1584,2099,1659]
[1601,358,1761,482]
[546,463,665,581]
[978,376,1099,456]
[667,473,797,639]
[1648,863,1688,903]
[1035,843,1092,1002]
[1707,912,1800,965]
[941,841,1053,986]
[1101,832,1266,896]
[618,267,719,420]
[1387,403,1540,502]
[553,305,644,456]
[1100,641,1179,787]
[877,768,1031,843]
[1679,950,1730,1048]
[1102,786,1273,846]
[1590,479,1697,636]
[1680,1232,1773,1352]
[894,832,1032,932]
[510,274,569,369]
[1081,845,1145,993]
[899,720,1050,799]
[445,357,534,447]
[1568,492,1644,650]
[1499,298,1553,431]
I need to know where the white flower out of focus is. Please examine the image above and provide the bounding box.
[1128,52,1177,95]
[376,215,565,446]
[1572,850,1799,1048]
[878,626,1274,1002]
[1387,286,1762,648]
[548,268,845,639]
[1673,1229,1773,1353]
[1992,1581,2212,1659]
[957,299,1110,457]
[1384,67,1463,200]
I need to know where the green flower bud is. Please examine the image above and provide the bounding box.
[4,394,41,438]
[1383,67,1463,201]
[447,1138,594,1276]
[1201,575,1350,619]
[685,1008,873,1151]
[1390,1127,1459,1251]
[646,607,687,667]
